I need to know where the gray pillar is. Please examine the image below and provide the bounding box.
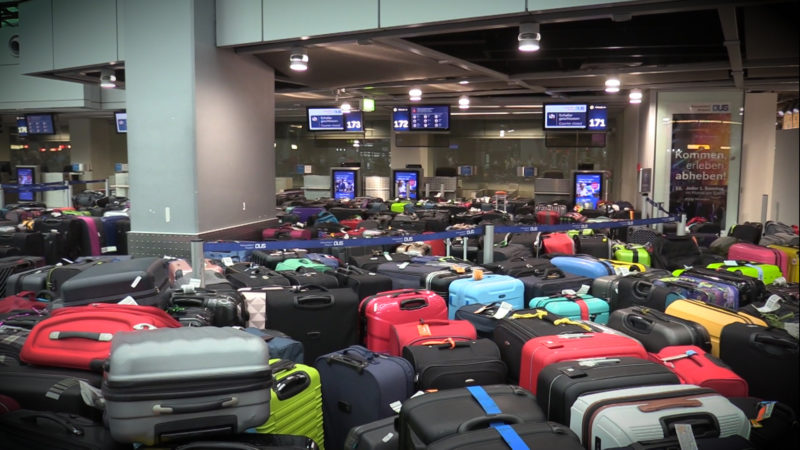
[123,0,276,257]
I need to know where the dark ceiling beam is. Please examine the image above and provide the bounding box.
[718,5,745,88]
[510,61,732,81]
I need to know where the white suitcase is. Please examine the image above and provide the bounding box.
[569,384,750,450]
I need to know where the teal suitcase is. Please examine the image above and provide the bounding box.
[528,293,610,324]
[275,258,331,272]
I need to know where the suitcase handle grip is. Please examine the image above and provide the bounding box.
[19,411,83,436]
[326,354,368,373]
[753,334,799,350]
[400,298,428,310]
[274,372,311,401]
[632,280,653,298]
[638,398,703,412]
[294,294,334,308]
[457,414,524,433]
[625,315,654,332]
[153,396,238,415]
[49,331,113,342]
[390,289,426,297]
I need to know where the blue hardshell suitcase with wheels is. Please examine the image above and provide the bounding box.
[447,274,525,319]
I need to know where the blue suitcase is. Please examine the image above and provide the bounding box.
[376,262,448,290]
[314,345,414,450]
[550,255,615,279]
[447,274,525,319]
[306,253,341,269]
[100,215,129,253]
[528,293,610,324]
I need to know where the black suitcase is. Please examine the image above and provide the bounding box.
[250,249,309,269]
[536,357,681,425]
[477,243,533,264]
[482,256,553,278]
[0,245,21,257]
[0,365,103,421]
[278,268,340,289]
[169,288,248,327]
[517,268,593,300]
[348,253,412,272]
[165,305,215,327]
[0,232,44,258]
[329,207,368,220]
[729,397,800,450]
[604,436,757,450]
[398,384,545,449]
[0,410,126,450]
[334,265,393,301]
[426,421,583,450]
[719,324,799,413]
[265,285,359,362]
[454,303,505,339]
[390,215,425,234]
[613,275,684,311]
[344,416,399,450]
[0,257,47,297]
[573,234,610,259]
[226,266,291,289]
[418,210,450,232]
[402,339,507,390]
[606,306,711,352]
[54,257,170,308]
[492,309,591,383]
[422,267,481,298]
[144,434,320,449]
[32,215,83,261]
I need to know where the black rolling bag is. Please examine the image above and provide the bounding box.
[0,410,126,450]
[344,416,400,450]
[517,268,593,299]
[226,266,291,289]
[334,265,393,300]
[606,306,711,352]
[402,339,507,390]
[278,268,340,289]
[0,365,104,421]
[426,421,584,450]
[348,253,412,272]
[169,288,248,327]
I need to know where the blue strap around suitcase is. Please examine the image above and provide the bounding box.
[466,386,529,450]
[744,264,764,280]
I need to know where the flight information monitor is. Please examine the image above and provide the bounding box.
[392,107,410,131]
[308,107,345,131]
[409,105,449,130]
[587,104,607,131]
[544,104,587,130]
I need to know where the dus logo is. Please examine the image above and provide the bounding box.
[712,104,729,112]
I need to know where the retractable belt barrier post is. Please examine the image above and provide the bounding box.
[204,216,681,259]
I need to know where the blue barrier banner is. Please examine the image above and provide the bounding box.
[203,215,680,254]
[69,179,106,185]
[1,184,69,192]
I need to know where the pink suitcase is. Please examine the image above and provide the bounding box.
[649,345,748,398]
[360,289,449,353]
[727,243,789,278]
[519,332,647,394]
[76,216,102,256]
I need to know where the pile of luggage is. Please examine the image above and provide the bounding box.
[0,213,797,449]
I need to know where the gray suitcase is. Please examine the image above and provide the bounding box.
[569,384,751,450]
[102,327,272,445]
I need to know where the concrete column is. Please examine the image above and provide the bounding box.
[739,92,778,223]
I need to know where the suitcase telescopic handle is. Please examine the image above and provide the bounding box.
[326,354,368,373]
[400,298,428,310]
[294,294,335,308]
[19,412,83,436]
[753,334,799,351]
[456,414,524,433]
[625,315,654,332]
[49,331,113,342]
[152,396,238,415]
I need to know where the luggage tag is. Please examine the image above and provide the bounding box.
[118,296,138,305]
[751,401,776,428]
[674,423,698,450]
[755,295,783,314]
[492,301,513,319]
[577,285,590,295]
[221,257,234,267]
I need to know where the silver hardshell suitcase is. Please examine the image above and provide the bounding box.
[102,327,272,445]
[569,384,750,450]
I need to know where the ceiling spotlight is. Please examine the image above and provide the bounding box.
[518,22,541,52]
[458,95,470,110]
[289,48,308,71]
[605,77,621,93]
[100,69,116,89]
[629,89,643,104]
[340,102,351,113]
[409,88,422,102]
[459,80,470,85]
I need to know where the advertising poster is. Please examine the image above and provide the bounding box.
[332,171,356,200]
[394,171,418,199]
[574,172,602,209]
[668,113,730,222]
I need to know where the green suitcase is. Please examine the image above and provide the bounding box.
[566,229,594,237]
[528,293,610,324]
[254,359,325,449]
[705,261,783,285]
[612,243,651,267]
[275,258,331,272]
[390,201,412,214]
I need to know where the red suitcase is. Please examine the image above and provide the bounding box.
[340,218,363,229]
[76,216,103,256]
[649,345,748,397]
[20,303,180,371]
[388,319,477,357]
[519,332,647,394]
[423,232,446,256]
[536,210,559,225]
[727,243,789,278]
[541,233,575,255]
[360,289,448,353]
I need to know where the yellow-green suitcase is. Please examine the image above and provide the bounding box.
[254,359,325,449]
[769,245,799,283]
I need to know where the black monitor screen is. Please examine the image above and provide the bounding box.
[115,112,127,133]
[410,105,449,130]
[331,169,358,200]
[544,104,587,130]
[392,169,420,200]
[26,114,55,135]
[392,107,410,131]
[308,107,344,131]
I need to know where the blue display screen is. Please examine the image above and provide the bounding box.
[16,117,27,136]
[115,112,127,133]
[392,107,410,131]
[459,166,473,176]
[574,173,603,209]
[308,107,344,131]
[523,167,535,177]
[544,104,587,129]
[410,105,449,130]
[17,167,34,201]
[587,104,607,130]
[26,114,55,135]
[332,170,356,200]
[344,111,363,132]
[393,171,419,199]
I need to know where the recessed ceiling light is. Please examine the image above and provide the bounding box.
[289,48,308,71]
[518,22,541,52]
[458,95,470,110]
[605,77,621,93]
[459,80,469,85]
[629,89,642,104]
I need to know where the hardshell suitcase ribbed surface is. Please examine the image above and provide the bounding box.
[612,243,652,267]
[664,299,766,356]
[401,338,507,390]
[388,319,477,357]
[426,421,584,450]
[607,306,712,353]
[536,357,680,425]
[254,359,324,450]
[343,416,399,450]
[569,384,751,450]
[102,327,273,445]
[315,345,414,450]
[398,384,546,449]
[447,274,525,319]
[719,323,799,412]
[20,303,181,371]
[360,289,448,353]
[649,345,748,398]
[603,435,756,450]
[519,332,648,394]
[56,257,171,309]
[528,293,610,324]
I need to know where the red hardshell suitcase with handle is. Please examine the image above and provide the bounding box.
[649,345,748,397]
[19,303,180,371]
[536,210,560,225]
[541,233,575,255]
[360,288,448,353]
[727,242,789,278]
[388,319,476,356]
[519,332,647,394]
